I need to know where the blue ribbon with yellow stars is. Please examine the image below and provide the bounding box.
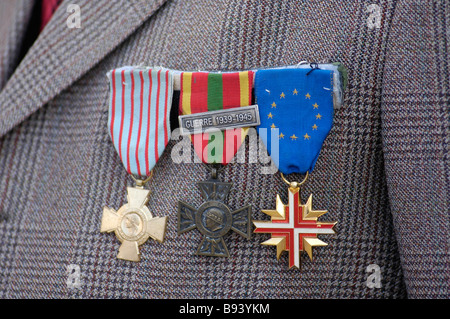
[255,68,334,174]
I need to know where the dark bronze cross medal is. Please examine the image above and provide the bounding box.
[177,168,252,257]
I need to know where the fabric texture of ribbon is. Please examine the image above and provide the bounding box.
[255,68,334,174]
[108,67,173,177]
[179,71,254,164]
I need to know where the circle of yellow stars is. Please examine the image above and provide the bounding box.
[269,89,322,141]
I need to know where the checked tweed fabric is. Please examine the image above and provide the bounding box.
[0,0,448,299]
[0,0,35,91]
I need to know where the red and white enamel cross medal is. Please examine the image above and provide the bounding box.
[253,66,338,269]
[253,174,336,269]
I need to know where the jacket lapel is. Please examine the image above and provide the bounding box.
[0,0,168,138]
[0,0,36,91]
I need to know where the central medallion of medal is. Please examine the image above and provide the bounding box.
[116,209,147,243]
[196,202,232,238]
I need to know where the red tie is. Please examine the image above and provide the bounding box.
[40,0,62,31]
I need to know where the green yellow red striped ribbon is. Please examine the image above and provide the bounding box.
[179,71,254,164]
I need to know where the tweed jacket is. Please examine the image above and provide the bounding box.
[0,0,448,299]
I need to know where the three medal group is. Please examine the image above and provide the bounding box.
[100,63,346,269]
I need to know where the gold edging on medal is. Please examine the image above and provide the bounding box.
[253,172,337,269]
[100,170,168,262]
